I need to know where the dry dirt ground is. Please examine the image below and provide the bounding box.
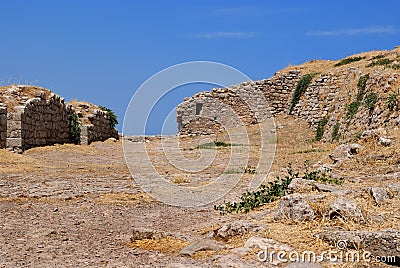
[0,116,399,267]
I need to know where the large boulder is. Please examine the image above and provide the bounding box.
[275,193,315,221]
[329,143,363,165]
[328,198,365,223]
[213,220,267,240]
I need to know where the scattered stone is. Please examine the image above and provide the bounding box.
[107,137,117,142]
[213,220,267,240]
[180,239,224,257]
[378,136,393,147]
[275,193,315,221]
[313,183,351,195]
[328,198,365,223]
[361,128,387,139]
[329,143,363,164]
[305,194,326,203]
[317,229,400,265]
[286,178,314,194]
[370,187,389,204]
[244,236,293,252]
[27,228,57,238]
[388,182,400,193]
[316,164,332,173]
[130,227,167,241]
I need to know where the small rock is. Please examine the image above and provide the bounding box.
[180,239,224,257]
[244,236,292,251]
[27,228,57,238]
[107,137,117,142]
[316,164,332,173]
[286,178,314,194]
[370,187,388,204]
[213,220,267,240]
[328,198,365,223]
[329,143,363,165]
[388,182,400,193]
[313,183,351,195]
[275,193,315,221]
[131,227,167,241]
[378,136,393,147]
[306,194,326,203]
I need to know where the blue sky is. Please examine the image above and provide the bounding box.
[0,0,399,134]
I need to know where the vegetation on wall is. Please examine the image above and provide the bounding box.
[289,73,316,113]
[98,105,118,128]
[68,108,81,144]
[331,122,341,142]
[346,74,370,121]
[315,117,328,141]
[386,92,399,111]
[367,58,395,68]
[363,92,378,113]
[334,56,365,67]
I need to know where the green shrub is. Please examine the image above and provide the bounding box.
[346,74,370,121]
[363,92,378,113]
[392,64,400,70]
[197,141,230,149]
[315,117,328,141]
[346,101,360,120]
[331,122,341,142]
[370,54,385,60]
[334,56,365,67]
[214,166,297,214]
[353,130,363,141]
[356,74,369,101]
[289,73,316,113]
[244,166,257,174]
[387,93,399,111]
[214,165,342,214]
[68,109,81,144]
[98,105,118,128]
[367,58,395,67]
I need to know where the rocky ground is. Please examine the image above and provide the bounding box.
[0,116,399,267]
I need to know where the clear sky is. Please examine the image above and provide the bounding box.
[1,0,399,134]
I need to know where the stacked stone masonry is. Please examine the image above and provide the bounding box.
[176,70,301,135]
[79,110,119,145]
[0,104,6,148]
[0,85,118,152]
[177,68,400,141]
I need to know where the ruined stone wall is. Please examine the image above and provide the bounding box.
[6,93,70,152]
[0,104,6,148]
[80,110,118,145]
[176,67,399,140]
[176,71,300,135]
[292,69,400,141]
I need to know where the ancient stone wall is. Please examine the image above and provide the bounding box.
[177,67,399,141]
[176,71,300,135]
[0,85,119,152]
[79,110,119,145]
[6,93,70,152]
[292,69,400,141]
[0,104,6,148]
